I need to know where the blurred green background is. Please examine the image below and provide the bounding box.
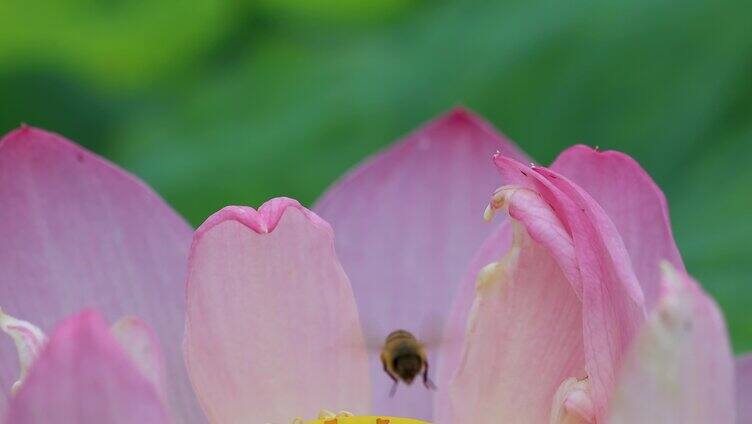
[1,0,750,352]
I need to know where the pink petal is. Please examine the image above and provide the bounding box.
[608,265,735,423]
[550,145,684,309]
[184,198,370,423]
[313,108,528,418]
[436,187,585,423]
[0,127,200,421]
[737,354,752,424]
[111,316,168,406]
[435,221,512,397]
[492,155,646,421]
[5,311,170,424]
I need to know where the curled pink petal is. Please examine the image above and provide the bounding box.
[5,311,170,424]
[111,316,168,406]
[436,187,584,423]
[492,155,646,421]
[0,127,199,421]
[736,354,752,424]
[314,108,529,418]
[551,145,684,308]
[608,264,735,423]
[185,198,370,423]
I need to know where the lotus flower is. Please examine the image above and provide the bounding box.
[0,110,749,423]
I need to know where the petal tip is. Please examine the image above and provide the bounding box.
[425,108,528,161]
[54,309,109,338]
[258,196,331,233]
[441,106,480,124]
[425,106,495,140]
[560,143,627,160]
[1,125,52,148]
[195,198,332,240]
[0,126,86,152]
[555,144,661,190]
[195,205,268,236]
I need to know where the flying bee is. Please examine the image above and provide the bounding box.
[380,329,437,397]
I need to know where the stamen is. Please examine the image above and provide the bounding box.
[475,261,503,291]
[286,414,429,424]
[0,307,47,394]
[484,185,518,222]
[318,410,354,419]
[466,222,524,337]
[655,261,694,331]
[550,376,595,424]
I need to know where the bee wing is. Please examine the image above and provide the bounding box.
[359,318,388,353]
[416,312,461,350]
[341,314,463,354]
[362,334,386,354]
[329,318,384,354]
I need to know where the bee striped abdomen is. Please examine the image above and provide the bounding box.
[385,329,416,345]
[381,329,435,396]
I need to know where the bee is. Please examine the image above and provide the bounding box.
[380,329,437,397]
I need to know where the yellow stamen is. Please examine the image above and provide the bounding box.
[0,307,47,394]
[304,417,429,424]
